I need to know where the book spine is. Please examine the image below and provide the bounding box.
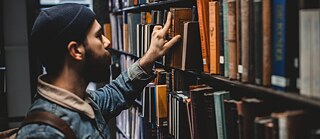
[209,1,220,74]
[228,0,237,80]
[241,0,250,82]
[236,0,242,81]
[123,12,129,53]
[219,0,225,76]
[310,10,320,99]
[214,91,230,139]
[272,0,299,91]
[248,0,255,83]
[254,0,262,85]
[196,0,210,73]
[299,10,312,97]
[262,0,272,86]
[223,0,229,77]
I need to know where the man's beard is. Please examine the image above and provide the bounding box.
[83,48,111,83]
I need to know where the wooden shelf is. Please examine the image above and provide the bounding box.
[201,74,320,110]
[112,0,196,14]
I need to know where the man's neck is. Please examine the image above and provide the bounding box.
[45,69,88,99]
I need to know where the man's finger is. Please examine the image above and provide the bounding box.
[160,12,172,36]
[163,35,181,49]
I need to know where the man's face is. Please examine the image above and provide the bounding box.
[82,20,112,82]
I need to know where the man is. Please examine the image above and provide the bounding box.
[15,3,181,139]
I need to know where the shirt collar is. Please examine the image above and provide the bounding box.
[37,75,95,119]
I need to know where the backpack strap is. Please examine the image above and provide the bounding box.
[20,111,76,139]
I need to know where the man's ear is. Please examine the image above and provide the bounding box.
[67,41,85,60]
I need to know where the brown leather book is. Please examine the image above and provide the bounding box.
[228,0,237,79]
[189,85,217,139]
[241,0,250,82]
[169,8,192,69]
[240,98,270,139]
[209,1,220,74]
[236,0,242,81]
[196,0,210,73]
[181,21,203,72]
[262,0,271,86]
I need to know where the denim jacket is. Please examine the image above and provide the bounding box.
[15,61,155,139]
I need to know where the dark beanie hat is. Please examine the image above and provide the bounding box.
[31,3,95,70]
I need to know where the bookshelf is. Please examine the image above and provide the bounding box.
[109,0,320,138]
[112,45,320,109]
[111,47,320,111]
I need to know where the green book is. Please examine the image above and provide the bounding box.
[214,91,230,139]
[223,0,229,77]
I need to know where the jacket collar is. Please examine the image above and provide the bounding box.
[37,75,95,119]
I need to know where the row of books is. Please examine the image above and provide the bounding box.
[116,66,320,139]
[116,106,144,139]
[197,0,320,94]
[167,84,320,139]
[114,54,170,139]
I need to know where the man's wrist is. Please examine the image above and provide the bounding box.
[139,53,156,74]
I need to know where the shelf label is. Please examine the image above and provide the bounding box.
[271,75,289,87]
[238,65,243,74]
[220,56,224,64]
[203,59,207,65]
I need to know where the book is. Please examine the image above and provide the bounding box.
[209,1,220,74]
[127,13,141,55]
[110,13,119,50]
[254,116,273,139]
[168,91,191,139]
[271,0,299,91]
[219,0,225,76]
[240,98,270,139]
[169,8,193,69]
[196,0,210,73]
[190,85,217,139]
[236,0,242,80]
[181,21,203,72]
[123,12,129,53]
[299,9,320,98]
[262,0,272,86]
[223,0,229,77]
[214,91,230,139]
[156,85,168,126]
[224,99,240,139]
[277,110,310,139]
[253,0,262,85]
[103,23,112,42]
[117,15,124,51]
[228,0,237,79]
[241,0,251,82]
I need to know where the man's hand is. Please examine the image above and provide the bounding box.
[139,12,181,73]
